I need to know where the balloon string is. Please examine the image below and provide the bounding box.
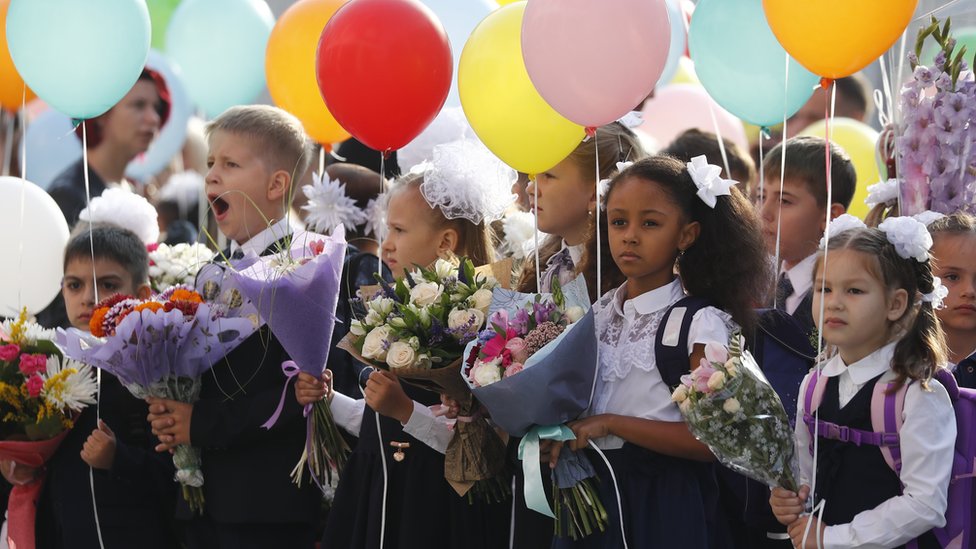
[772,53,792,306]
[2,110,13,177]
[705,101,732,179]
[533,177,541,292]
[594,131,601,300]
[318,146,326,178]
[378,154,386,280]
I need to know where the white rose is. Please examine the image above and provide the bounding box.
[565,306,585,324]
[724,358,738,377]
[410,282,443,306]
[350,320,366,337]
[361,326,392,361]
[707,371,726,391]
[448,308,485,332]
[671,385,689,403]
[434,259,455,279]
[470,289,493,314]
[678,398,692,415]
[386,341,417,369]
[722,398,741,414]
[472,359,503,387]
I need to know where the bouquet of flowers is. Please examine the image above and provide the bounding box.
[59,286,258,514]
[461,276,606,539]
[0,310,97,549]
[147,242,214,293]
[897,16,976,216]
[225,228,349,491]
[337,257,509,498]
[670,333,798,492]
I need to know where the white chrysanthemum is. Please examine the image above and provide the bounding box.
[364,193,390,241]
[79,188,160,245]
[820,214,867,248]
[879,216,933,262]
[0,319,56,346]
[148,242,213,292]
[864,178,899,208]
[42,356,97,414]
[500,211,542,260]
[158,171,205,217]
[301,172,368,234]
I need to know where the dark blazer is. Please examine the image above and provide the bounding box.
[185,241,320,525]
[47,159,108,229]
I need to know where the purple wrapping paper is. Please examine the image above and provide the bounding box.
[58,304,258,385]
[229,229,346,375]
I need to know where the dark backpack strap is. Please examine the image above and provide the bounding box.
[654,296,714,389]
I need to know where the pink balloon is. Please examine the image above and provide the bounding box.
[637,84,748,151]
[521,0,671,129]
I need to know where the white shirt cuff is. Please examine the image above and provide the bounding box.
[401,401,455,454]
[330,392,365,436]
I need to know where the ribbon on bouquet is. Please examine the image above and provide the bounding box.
[262,360,311,429]
[517,424,576,518]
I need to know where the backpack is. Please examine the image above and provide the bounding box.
[803,367,976,548]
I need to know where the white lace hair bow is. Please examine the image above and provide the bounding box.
[912,210,946,226]
[686,155,735,209]
[864,178,899,209]
[598,161,635,210]
[301,172,369,234]
[819,214,867,249]
[922,276,949,309]
[416,139,516,225]
[878,216,933,262]
[79,187,159,245]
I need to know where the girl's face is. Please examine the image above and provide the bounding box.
[526,156,594,245]
[931,234,976,338]
[381,185,455,278]
[812,249,908,365]
[605,177,699,298]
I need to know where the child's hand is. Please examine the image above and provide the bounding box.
[539,439,565,469]
[439,394,460,419]
[0,459,37,486]
[364,370,413,424]
[80,419,116,470]
[295,371,332,406]
[147,398,193,452]
[788,514,825,549]
[567,415,612,452]
[769,484,810,526]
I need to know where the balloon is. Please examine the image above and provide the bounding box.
[638,84,748,151]
[763,0,918,79]
[6,0,150,119]
[656,0,687,90]
[166,0,275,117]
[495,0,519,5]
[0,0,34,110]
[317,0,452,152]
[0,176,69,316]
[799,117,880,219]
[459,2,584,174]
[421,0,495,107]
[23,107,79,190]
[689,0,819,128]
[521,0,671,128]
[669,56,700,86]
[266,0,350,145]
[126,50,193,182]
[148,0,181,50]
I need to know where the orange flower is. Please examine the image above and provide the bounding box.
[169,289,203,304]
[89,307,109,337]
[134,302,165,314]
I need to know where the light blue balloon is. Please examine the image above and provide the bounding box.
[166,0,275,117]
[6,0,151,120]
[688,0,820,128]
[421,0,495,108]
[655,0,686,89]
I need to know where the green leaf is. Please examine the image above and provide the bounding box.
[463,258,476,285]
[394,278,410,302]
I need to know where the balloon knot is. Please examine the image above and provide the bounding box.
[584,126,597,138]
[819,77,834,90]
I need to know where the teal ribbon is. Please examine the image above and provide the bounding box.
[517,424,576,518]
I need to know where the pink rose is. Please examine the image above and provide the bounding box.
[0,344,20,362]
[504,363,524,378]
[691,362,717,394]
[505,338,529,363]
[703,342,728,364]
[25,375,43,398]
[19,354,47,377]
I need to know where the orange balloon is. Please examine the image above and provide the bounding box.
[0,0,36,110]
[265,0,350,145]
[763,0,917,79]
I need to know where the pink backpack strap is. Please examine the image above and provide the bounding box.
[802,369,830,455]
[871,379,909,475]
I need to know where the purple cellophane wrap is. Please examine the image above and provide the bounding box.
[229,228,346,375]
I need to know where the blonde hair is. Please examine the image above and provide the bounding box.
[206,105,313,182]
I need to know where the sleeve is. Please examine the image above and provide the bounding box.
[401,401,455,454]
[109,439,175,493]
[687,306,734,354]
[822,379,955,548]
[329,391,366,436]
[794,373,814,488]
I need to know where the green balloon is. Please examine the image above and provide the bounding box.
[148,0,182,50]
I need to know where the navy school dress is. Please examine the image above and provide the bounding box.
[954,352,976,389]
[321,381,510,549]
[813,374,940,549]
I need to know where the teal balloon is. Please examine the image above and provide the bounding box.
[166,0,275,117]
[5,0,150,120]
[688,0,819,128]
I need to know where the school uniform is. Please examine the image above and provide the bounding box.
[952,351,976,389]
[553,279,733,549]
[324,384,509,548]
[775,253,817,336]
[796,343,956,548]
[183,219,320,549]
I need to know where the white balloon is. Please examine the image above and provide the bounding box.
[24,108,80,190]
[0,177,70,316]
[421,0,495,107]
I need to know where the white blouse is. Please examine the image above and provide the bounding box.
[330,392,454,454]
[795,342,956,548]
[589,278,736,449]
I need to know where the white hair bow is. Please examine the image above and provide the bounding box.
[686,155,735,209]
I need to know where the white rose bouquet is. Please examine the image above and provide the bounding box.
[337,257,509,499]
[147,243,213,293]
[671,333,798,492]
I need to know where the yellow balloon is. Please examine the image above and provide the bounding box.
[0,0,35,110]
[265,0,350,145]
[763,0,917,79]
[668,56,699,86]
[459,2,584,174]
[494,0,519,6]
[799,117,880,220]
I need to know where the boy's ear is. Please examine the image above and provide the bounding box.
[437,227,459,258]
[135,284,152,300]
[267,169,292,203]
[818,203,848,233]
[678,221,701,252]
[886,287,909,322]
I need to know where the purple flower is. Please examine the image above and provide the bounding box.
[512,308,530,334]
[533,301,556,325]
[908,51,919,66]
[488,310,509,332]
[934,50,947,69]
[935,72,952,92]
[914,65,935,87]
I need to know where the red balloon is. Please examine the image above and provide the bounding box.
[316,0,452,152]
